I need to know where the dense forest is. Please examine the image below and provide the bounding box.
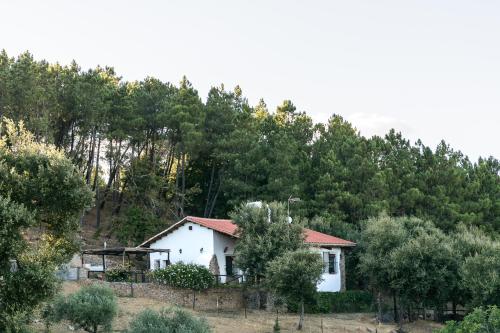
[0,50,499,246]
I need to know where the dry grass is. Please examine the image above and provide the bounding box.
[31,282,441,333]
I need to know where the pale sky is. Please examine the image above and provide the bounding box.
[1,0,499,161]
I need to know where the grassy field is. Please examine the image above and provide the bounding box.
[31,282,442,333]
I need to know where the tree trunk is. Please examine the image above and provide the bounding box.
[204,163,216,217]
[377,291,382,323]
[70,124,75,153]
[113,179,128,216]
[207,174,222,217]
[180,150,186,217]
[100,144,129,209]
[95,136,101,227]
[85,128,96,185]
[92,135,101,191]
[298,300,304,330]
[192,290,196,309]
[393,292,399,324]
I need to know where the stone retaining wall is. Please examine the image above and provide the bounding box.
[79,280,244,311]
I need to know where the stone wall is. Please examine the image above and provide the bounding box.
[79,280,244,311]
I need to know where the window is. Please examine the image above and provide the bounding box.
[188,225,193,230]
[328,253,337,274]
[162,260,170,268]
[154,260,160,269]
[322,252,337,274]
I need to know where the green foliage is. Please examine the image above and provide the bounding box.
[41,295,66,331]
[460,246,500,308]
[266,249,324,304]
[288,291,374,314]
[231,202,305,281]
[115,205,165,246]
[359,215,457,314]
[127,307,211,333]
[0,119,92,331]
[437,306,500,333]
[50,285,117,333]
[105,265,131,282]
[266,249,324,330]
[151,263,214,291]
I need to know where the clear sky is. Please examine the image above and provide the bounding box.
[1,0,499,161]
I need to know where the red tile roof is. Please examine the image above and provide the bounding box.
[185,216,237,237]
[140,216,355,247]
[303,228,355,246]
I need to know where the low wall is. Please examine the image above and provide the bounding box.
[79,280,245,311]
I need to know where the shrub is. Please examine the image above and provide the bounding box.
[287,290,374,314]
[151,263,214,290]
[127,308,211,333]
[105,265,131,282]
[438,306,500,333]
[48,285,117,333]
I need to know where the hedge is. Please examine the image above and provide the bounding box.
[287,290,374,313]
[150,263,214,290]
[105,265,131,282]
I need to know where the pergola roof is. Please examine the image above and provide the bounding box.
[81,247,170,256]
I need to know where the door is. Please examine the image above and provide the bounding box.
[225,256,234,276]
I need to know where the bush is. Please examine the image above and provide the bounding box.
[151,263,214,290]
[105,265,131,282]
[48,285,117,333]
[127,308,211,333]
[438,306,500,333]
[288,290,374,314]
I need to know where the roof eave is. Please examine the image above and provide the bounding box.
[306,242,357,247]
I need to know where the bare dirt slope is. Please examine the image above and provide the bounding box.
[31,282,441,333]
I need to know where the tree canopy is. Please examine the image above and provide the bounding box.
[231,202,305,282]
[0,119,92,331]
[0,50,497,245]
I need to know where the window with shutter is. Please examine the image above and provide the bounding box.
[322,252,337,274]
[328,253,337,274]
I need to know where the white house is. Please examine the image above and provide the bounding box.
[139,216,356,292]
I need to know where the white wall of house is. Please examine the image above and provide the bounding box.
[316,247,342,292]
[213,232,238,281]
[149,222,215,269]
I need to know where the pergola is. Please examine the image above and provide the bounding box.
[81,247,170,272]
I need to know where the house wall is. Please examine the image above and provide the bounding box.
[149,222,214,269]
[315,247,342,292]
[213,232,238,281]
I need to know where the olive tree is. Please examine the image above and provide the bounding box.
[0,119,92,331]
[128,308,211,333]
[359,215,456,322]
[49,285,117,333]
[231,202,305,283]
[266,249,324,330]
